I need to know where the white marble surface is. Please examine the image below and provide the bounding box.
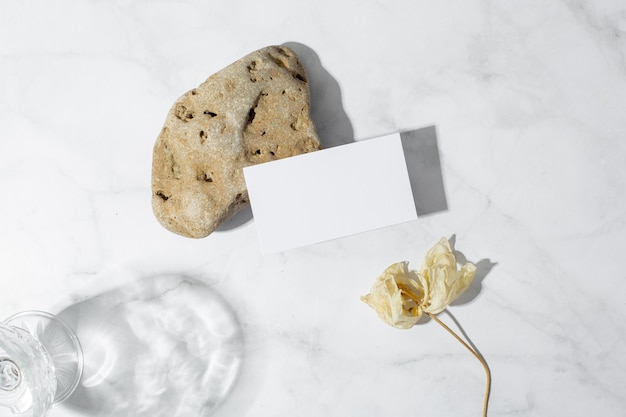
[1,0,626,416]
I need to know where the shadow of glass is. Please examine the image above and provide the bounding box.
[400,126,448,216]
[56,276,244,417]
[218,42,354,232]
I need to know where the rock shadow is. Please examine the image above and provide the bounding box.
[219,42,354,232]
[283,41,354,148]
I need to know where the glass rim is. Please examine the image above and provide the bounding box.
[4,310,84,404]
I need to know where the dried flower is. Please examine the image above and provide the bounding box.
[360,262,426,329]
[361,237,490,417]
[361,238,476,328]
[419,237,477,315]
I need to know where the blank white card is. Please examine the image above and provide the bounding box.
[243,133,417,253]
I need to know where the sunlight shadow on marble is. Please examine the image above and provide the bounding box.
[218,42,354,232]
[439,308,492,416]
[216,204,253,232]
[400,126,448,217]
[56,276,244,417]
[449,235,497,306]
[283,41,354,148]
[443,310,487,360]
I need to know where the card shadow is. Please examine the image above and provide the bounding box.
[400,126,448,217]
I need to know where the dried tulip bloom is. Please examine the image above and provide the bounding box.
[360,262,426,329]
[419,238,477,315]
[361,237,490,417]
[361,238,476,328]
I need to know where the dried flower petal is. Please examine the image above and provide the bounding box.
[420,238,476,314]
[360,262,426,329]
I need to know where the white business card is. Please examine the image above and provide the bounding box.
[243,133,418,253]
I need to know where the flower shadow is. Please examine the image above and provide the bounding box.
[449,235,497,306]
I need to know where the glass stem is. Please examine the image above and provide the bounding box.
[427,312,491,417]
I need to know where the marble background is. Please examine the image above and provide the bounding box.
[1,0,625,416]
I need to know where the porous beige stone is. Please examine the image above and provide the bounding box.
[152,45,321,238]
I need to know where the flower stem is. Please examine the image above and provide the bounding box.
[427,312,491,417]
